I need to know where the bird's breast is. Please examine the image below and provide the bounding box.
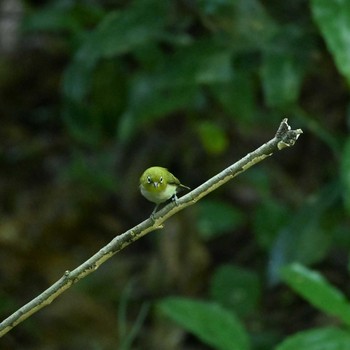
[140,184,177,204]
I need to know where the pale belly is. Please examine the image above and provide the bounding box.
[140,184,177,204]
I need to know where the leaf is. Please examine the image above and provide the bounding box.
[155,39,234,87]
[210,265,261,317]
[198,0,277,51]
[268,182,340,284]
[114,75,198,143]
[63,60,126,143]
[23,2,104,38]
[77,0,168,60]
[63,0,169,102]
[275,327,350,350]
[281,263,350,327]
[252,199,290,250]
[197,121,229,155]
[64,151,118,193]
[211,72,256,123]
[158,297,250,350]
[125,73,198,121]
[261,25,310,107]
[196,199,244,240]
[311,0,350,85]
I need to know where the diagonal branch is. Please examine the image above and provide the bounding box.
[0,118,302,337]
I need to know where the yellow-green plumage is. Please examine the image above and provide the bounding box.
[139,166,190,214]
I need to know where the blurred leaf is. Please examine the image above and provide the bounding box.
[198,0,277,51]
[156,40,233,86]
[158,297,250,350]
[116,39,234,141]
[65,34,233,143]
[243,167,272,195]
[24,7,80,33]
[76,2,167,60]
[268,182,340,284]
[132,43,165,71]
[63,58,95,104]
[115,75,198,143]
[281,263,350,327]
[341,137,350,214]
[197,121,229,155]
[23,2,103,34]
[89,61,127,126]
[253,199,290,250]
[63,0,169,102]
[275,327,350,350]
[311,0,350,85]
[125,73,198,120]
[63,60,127,143]
[210,265,261,317]
[196,199,244,241]
[62,151,118,194]
[293,106,341,154]
[211,72,256,123]
[118,282,150,350]
[252,330,280,350]
[262,25,310,107]
[262,51,302,107]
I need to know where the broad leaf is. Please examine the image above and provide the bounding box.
[311,0,350,85]
[276,327,350,350]
[268,183,340,284]
[262,25,310,107]
[158,297,250,350]
[281,263,350,327]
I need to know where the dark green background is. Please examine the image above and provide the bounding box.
[1,0,350,349]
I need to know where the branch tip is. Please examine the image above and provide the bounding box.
[276,119,303,150]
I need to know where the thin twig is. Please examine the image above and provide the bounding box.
[0,119,302,337]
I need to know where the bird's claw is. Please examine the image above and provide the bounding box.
[172,194,179,206]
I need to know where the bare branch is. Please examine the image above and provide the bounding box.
[0,119,302,337]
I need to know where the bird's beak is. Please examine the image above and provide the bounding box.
[153,182,159,188]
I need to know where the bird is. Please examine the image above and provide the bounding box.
[139,166,190,215]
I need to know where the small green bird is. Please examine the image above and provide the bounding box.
[140,166,190,215]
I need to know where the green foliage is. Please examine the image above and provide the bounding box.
[197,121,229,155]
[281,263,350,327]
[196,199,244,240]
[3,0,350,348]
[23,1,104,35]
[210,265,261,317]
[211,72,256,124]
[276,327,350,350]
[268,183,340,284]
[158,297,250,350]
[253,198,290,250]
[198,0,277,50]
[261,25,309,108]
[62,150,118,193]
[118,282,150,350]
[311,0,350,85]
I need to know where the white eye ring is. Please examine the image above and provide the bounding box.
[147,176,152,184]
[160,176,163,183]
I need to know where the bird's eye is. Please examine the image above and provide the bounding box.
[147,176,152,184]
[160,176,163,183]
